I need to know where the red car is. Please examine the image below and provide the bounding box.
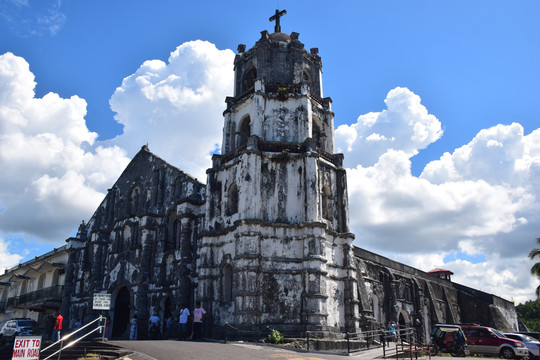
[460,325,529,359]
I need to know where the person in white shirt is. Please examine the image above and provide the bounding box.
[178,303,190,340]
[148,312,161,339]
[191,301,206,340]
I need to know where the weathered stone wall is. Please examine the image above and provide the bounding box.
[198,220,356,334]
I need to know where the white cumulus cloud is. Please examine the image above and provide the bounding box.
[0,238,23,272]
[107,40,235,180]
[341,87,540,303]
[0,52,130,245]
[336,87,443,168]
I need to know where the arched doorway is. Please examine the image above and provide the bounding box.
[398,310,411,342]
[112,287,130,339]
[161,297,172,336]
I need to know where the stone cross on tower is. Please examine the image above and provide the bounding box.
[269,9,287,33]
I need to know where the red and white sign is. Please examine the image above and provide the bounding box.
[11,336,41,360]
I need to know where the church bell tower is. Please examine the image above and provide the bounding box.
[198,11,359,333]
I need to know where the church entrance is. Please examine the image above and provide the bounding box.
[112,287,130,339]
[161,296,172,337]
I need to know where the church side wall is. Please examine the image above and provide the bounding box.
[353,246,519,339]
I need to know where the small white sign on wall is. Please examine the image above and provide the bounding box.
[93,293,111,310]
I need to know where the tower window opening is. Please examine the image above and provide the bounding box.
[237,116,251,148]
[243,67,257,92]
[226,183,239,216]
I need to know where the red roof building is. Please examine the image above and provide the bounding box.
[428,268,454,281]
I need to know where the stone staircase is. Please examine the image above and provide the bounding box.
[40,340,131,360]
[0,339,131,360]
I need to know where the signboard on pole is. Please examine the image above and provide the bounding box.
[93,293,111,310]
[11,336,41,360]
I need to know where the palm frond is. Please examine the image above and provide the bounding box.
[531,262,540,277]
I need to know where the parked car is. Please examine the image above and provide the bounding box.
[0,318,39,343]
[505,333,540,359]
[460,325,529,359]
[519,332,540,341]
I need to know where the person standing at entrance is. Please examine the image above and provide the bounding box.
[129,315,138,340]
[53,313,63,342]
[178,304,190,340]
[191,301,206,340]
[148,312,161,339]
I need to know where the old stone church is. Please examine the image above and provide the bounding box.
[60,13,519,340]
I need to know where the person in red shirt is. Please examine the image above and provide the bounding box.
[53,313,63,342]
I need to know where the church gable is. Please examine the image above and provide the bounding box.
[84,145,205,234]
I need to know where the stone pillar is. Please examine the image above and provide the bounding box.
[137,229,154,339]
[180,218,193,262]
[343,243,360,331]
[389,280,399,323]
[61,240,79,326]
[301,234,328,331]
[233,232,262,328]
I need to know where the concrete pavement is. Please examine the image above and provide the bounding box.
[109,339,499,360]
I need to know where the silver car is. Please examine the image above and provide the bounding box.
[505,333,540,359]
[0,319,38,343]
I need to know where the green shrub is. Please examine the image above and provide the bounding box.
[268,329,284,344]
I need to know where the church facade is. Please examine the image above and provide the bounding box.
[53,17,520,340]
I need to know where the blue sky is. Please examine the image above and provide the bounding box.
[0,0,539,303]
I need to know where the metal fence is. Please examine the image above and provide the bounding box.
[222,323,419,356]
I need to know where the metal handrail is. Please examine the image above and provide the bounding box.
[41,315,104,360]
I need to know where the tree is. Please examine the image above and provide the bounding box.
[516,300,540,332]
[529,238,540,298]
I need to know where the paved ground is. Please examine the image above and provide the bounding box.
[109,339,500,360]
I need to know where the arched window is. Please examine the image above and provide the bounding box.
[226,183,239,216]
[321,185,332,221]
[123,225,131,249]
[237,116,251,148]
[52,269,60,287]
[113,230,123,253]
[243,67,257,92]
[129,223,139,248]
[144,189,151,210]
[20,280,28,295]
[166,212,182,252]
[37,273,46,291]
[222,264,233,304]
